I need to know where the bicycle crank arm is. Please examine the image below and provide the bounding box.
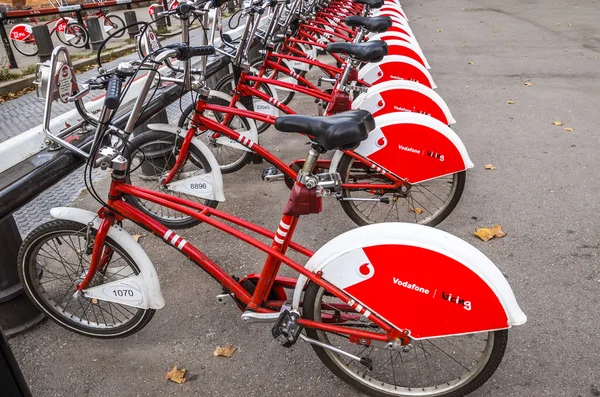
[337,197,391,204]
[299,333,374,371]
[241,311,280,323]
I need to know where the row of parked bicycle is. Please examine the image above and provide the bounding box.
[20,0,526,396]
[8,0,126,56]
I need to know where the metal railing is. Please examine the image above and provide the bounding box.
[0,0,156,68]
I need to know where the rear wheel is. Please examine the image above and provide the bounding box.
[302,281,508,397]
[11,37,38,56]
[338,154,465,226]
[104,15,125,37]
[124,130,219,229]
[18,220,155,338]
[57,22,89,48]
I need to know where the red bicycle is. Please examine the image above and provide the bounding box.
[10,13,89,56]
[20,43,526,397]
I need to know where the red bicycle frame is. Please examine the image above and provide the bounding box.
[180,98,406,192]
[79,171,405,345]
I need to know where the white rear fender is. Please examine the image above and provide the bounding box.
[49,207,165,310]
[354,112,472,183]
[353,80,455,124]
[146,123,226,202]
[358,55,436,88]
[292,223,526,339]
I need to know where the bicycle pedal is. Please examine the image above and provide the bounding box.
[262,166,284,182]
[271,310,303,348]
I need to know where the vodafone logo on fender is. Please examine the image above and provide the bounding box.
[398,145,420,154]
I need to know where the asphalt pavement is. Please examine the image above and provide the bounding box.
[6,0,600,396]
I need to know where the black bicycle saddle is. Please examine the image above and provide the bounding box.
[274,110,375,150]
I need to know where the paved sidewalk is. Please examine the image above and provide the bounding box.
[7,0,600,396]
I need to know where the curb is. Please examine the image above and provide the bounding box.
[0,43,138,97]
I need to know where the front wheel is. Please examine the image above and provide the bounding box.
[57,22,89,48]
[302,281,508,397]
[178,100,254,174]
[18,220,155,338]
[337,154,466,226]
[124,130,219,229]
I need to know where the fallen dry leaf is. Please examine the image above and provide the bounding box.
[492,30,497,33]
[491,225,507,238]
[563,127,574,132]
[507,100,515,104]
[552,121,563,126]
[132,234,144,242]
[524,81,533,86]
[214,344,237,358]
[484,164,497,170]
[473,228,495,242]
[466,85,470,88]
[468,61,474,65]
[474,225,507,241]
[436,29,443,33]
[411,207,424,215]
[165,366,187,384]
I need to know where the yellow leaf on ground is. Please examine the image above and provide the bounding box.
[165,366,187,384]
[411,207,424,215]
[473,228,495,242]
[132,234,144,242]
[507,100,515,104]
[552,121,563,126]
[484,164,496,170]
[468,61,474,65]
[524,81,533,86]
[466,85,470,88]
[563,127,574,132]
[436,29,443,32]
[214,344,237,358]
[491,225,507,238]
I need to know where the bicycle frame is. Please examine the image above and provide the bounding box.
[82,175,401,344]
[180,98,405,191]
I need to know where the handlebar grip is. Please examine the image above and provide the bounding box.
[104,76,122,110]
[176,45,216,61]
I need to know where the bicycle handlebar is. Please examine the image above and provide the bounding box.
[104,76,122,110]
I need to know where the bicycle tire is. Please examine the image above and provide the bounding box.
[18,219,155,338]
[248,55,301,106]
[57,22,89,48]
[11,37,38,56]
[105,15,125,38]
[123,130,219,229]
[177,99,254,174]
[214,72,276,134]
[302,281,508,397]
[337,153,466,226]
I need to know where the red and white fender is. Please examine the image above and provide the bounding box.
[377,4,407,19]
[385,40,431,69]
[9,24,33,41]
[369,31,416,45]
[352,113,471,183]
[146,122,227,202]
[292,223,527,339]
[55,17,76,32]
[353,80,454,124]
[358,55,436,88]
[48,207,165,311]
